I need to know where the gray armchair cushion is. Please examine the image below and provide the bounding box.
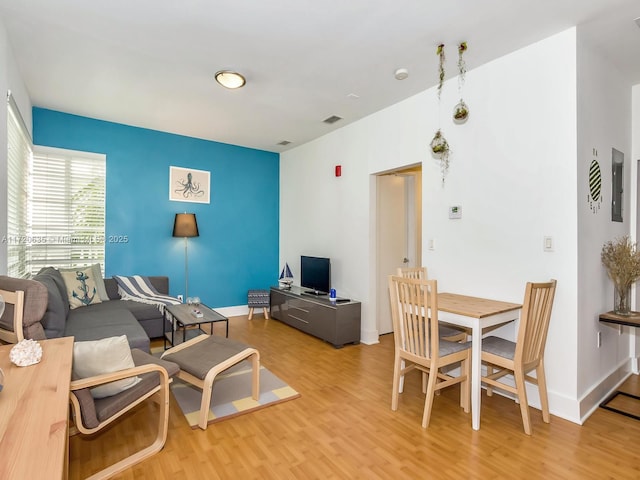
[0,275,48,340]
[482,335,516,360]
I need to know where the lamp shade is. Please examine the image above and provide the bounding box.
[173,213,199,238]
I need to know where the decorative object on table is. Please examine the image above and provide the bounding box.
[173,213,200,300]
[453,42,469,123]
[9,338,43,366]
[278,263,294,288]
[601,235,640,315]
[169,166,210,204]
[431,43,451,185]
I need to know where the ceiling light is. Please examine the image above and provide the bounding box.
[215,70,246,89]
[395,68,409,80]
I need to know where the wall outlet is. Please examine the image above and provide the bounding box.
[177,294,183,302]
[597,331,602,348]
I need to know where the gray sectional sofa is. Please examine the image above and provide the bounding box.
[0,269,170,353]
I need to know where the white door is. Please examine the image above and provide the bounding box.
[376,172,419,334]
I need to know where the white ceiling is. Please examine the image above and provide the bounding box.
[0,0,638,153]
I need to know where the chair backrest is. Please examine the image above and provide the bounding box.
[388,275,439,361]
[0,288,25,344]
[515,279,557,366]
[396,266,428,280]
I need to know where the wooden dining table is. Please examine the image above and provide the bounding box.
[437,292,522,430]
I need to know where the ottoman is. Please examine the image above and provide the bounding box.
[161,334,260,430]
[247,289,270,320]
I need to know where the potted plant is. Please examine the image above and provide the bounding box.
[601,235,640,315]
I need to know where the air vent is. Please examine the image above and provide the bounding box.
[277,140,292,146]
[323,115,343,124]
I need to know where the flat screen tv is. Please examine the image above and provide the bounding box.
[300,255,331,295]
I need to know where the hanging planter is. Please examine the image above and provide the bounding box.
[436,43,445,99]
[430,129,450,184]
[453,42,469,123]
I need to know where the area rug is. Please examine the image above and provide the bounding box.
[168,360,301,429]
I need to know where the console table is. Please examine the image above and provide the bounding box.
[599,311,640,420]
[0,336,74,479]
[270,286,361,348]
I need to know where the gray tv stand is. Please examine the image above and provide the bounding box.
[269,286,361,348]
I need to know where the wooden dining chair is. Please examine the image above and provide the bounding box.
[396,267,467,342]
[481,279,557,435]
[0,288,25,344]
[388,275,471,427]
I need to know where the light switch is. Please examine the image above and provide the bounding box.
[428,239,435,251]
[543,236,553,252]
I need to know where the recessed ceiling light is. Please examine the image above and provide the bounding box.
[395,68,409,80]
[215,70,246,89]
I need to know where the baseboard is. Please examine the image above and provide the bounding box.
[579,359,633,423]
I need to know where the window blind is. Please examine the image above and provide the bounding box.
[30,147,106,275]
[6,93,32,278]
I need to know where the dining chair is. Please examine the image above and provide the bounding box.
[388,275,471,427]
[481,279,557,435]
[396,267,467,342]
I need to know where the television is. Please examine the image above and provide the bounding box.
[300,255,331,295]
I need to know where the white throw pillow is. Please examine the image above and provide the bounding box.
[73,335,141,399]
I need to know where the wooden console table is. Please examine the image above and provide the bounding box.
[0,337,74,479]
[599,311,640,420]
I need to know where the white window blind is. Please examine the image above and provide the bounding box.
[30,147,106,275]
[6,93,32,278]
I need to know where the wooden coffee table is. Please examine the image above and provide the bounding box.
[164,303,229,349]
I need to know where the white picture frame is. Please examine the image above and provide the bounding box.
[169,166,210,204]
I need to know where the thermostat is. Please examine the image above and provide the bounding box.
[449,205,462,219]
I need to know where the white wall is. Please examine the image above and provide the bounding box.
[633,83,640,373]
[282,29,584,421]
[0,15,32,274]
[576,29,634,419]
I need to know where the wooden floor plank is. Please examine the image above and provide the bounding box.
[69,315,640,479]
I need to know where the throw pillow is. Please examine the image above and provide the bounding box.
[90,263,110,302]
[60,267,103,309]
[73,335,141,399]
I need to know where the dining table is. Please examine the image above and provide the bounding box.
[437,292,522,430]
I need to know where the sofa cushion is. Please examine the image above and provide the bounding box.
[32,272,67,338]
[65,306,150,352]
[73,335,141,399]
[60,267,103,309]
[36,267,70,317]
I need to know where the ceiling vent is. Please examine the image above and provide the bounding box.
[277,140,292,146]
[323,115,343,124]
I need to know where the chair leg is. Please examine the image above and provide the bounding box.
[391,354,403,411]
[536,362,550,424]
[398,359,405,393]
[514,368,532,435]
[486,364,494,396]
[421,365,438,428]
[248,307,254,320]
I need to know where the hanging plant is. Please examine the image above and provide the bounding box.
[430,129,450,184]
[454,42,469,123]
[436,43,445,99]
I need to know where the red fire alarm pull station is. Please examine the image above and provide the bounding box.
[335,165,342,177]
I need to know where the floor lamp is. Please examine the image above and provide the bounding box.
[173,213,199,301]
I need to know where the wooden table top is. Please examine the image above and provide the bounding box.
[438,292,522,318]
[0,337,74,480]
[599,311,640,328]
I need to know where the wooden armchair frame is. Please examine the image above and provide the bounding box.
[69,362,171,480]
[0,288,25,344]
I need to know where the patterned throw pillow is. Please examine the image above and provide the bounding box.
[60,266,103,309]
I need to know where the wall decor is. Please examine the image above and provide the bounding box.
[611,148,624,222]
[588,148,601,213]
[169,166,210,204]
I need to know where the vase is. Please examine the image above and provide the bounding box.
[614,284,632,315]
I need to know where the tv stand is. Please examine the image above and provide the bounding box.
[270,286,361,348]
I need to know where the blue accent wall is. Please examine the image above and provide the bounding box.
[33,108,279,308]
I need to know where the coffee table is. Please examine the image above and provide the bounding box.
[164,303,229,349]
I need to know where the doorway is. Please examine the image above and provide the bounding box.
[376,165,422,334]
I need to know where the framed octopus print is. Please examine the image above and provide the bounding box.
[169,166,210,204]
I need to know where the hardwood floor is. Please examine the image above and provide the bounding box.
[69,316,640,479]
